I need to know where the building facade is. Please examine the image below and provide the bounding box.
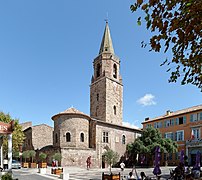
[51,22,141,168]
[23,123,53,151]
[142,105,202,166]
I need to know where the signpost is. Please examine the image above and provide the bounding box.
[0,121,14,172]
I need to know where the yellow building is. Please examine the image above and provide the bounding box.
[142,105,202,166]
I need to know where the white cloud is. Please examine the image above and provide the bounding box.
[137,93,157,106]
[122,121,140,129]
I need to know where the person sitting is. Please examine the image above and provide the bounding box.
[140,171,147,180]
[127,171,135,180]
[191,166,200,179]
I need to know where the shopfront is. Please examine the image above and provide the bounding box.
[186,139,202,166]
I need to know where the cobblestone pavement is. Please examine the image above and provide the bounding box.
[14,166,176,180]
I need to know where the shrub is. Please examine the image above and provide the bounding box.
[1,173,13,180]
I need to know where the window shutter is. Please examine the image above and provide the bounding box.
[183,116,186,124]
[175,132,177,141]
[175,118,179,125]
[200,112,202,120]
[171,132,174,140]
[164,121,167,128]
[190,114,193,122]
[171,119,174,126]
[182,131,184,141]
[160,122,162,128]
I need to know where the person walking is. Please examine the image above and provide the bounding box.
[120,162,125,180]
[120,161,125,171]
[86,156,91,170]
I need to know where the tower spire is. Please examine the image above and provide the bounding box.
[99,21,114,55]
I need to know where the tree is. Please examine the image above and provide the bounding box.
[39,152,47,163]
[22,150,30,163]
[29,150,36,163]
[130,0,202,90]
[127,126,178,165]
[0,112,25,156]
[102,148,119,173]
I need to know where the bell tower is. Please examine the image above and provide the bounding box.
[90,22,123,125]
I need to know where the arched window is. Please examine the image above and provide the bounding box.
[113,64,117,79]
[80,133,84,142]
[113,105,116,115]
[122,135,126,144]
[66,132,71,142]
[55,133,58,143]
[96,63,101,77]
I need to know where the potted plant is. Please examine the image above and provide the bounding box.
[53,152,62,167]
[102,148,120,180]
[29,150,37,168]
[51,152,63,175]
[22,150,30,168]
[38,152,47,168]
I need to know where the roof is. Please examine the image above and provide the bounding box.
[99,21,114,55]
[52,107,90,120]
[91,118,142,133]
[142,104,202,124]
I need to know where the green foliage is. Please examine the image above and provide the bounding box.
[127,126,178,156]
[52,152,62,162]
[131,0,202,91]
[102,149,119,173]
[29,150,36,163]
[1,173,13,180]
[22,150,30,162]
[39,152,47,162]
[0,112,25,156]
[13,150,20,158]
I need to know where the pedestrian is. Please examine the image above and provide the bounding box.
[120,161,125,171]
[3,159,8,169]
[86,156,91,170]
[127,171,135,180]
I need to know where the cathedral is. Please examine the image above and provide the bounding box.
[51,22,141,168]
[22,22,141,168]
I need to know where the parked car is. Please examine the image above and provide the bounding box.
[12,160,21,169]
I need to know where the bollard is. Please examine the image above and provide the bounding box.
[62,167,69,180]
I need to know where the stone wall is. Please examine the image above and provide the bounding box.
[32,124,53,150]
[61,148,97,168]
[23,127,33,150]
[95,122,137,168]
[105,78,123,125]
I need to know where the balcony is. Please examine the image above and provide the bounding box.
[186,138,202,146]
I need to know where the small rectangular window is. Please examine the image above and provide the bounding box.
[103,132,109,143]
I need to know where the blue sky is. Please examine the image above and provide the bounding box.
[0,1,201,128]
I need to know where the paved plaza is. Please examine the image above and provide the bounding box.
[12,166,176,180]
